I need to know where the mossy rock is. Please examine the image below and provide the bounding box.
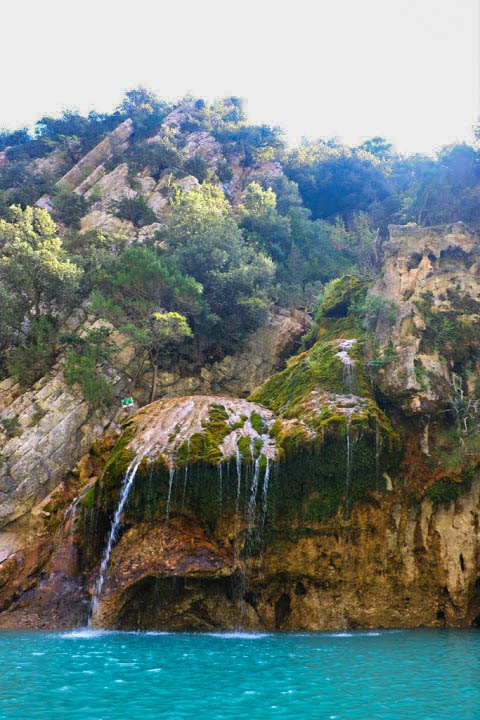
[303,273,373,348]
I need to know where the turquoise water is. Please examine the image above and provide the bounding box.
[0,629,479,719]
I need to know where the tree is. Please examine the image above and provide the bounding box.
[162,184,275,354]
[118,87,171,138]
[53,187,91,228]
[7,316,59,387]
[113,195,157,227]
[62,326,116,406]
[285,140,391,222]
[239,182,291,262]
[121,312,193,402]
[90,246,201,399]
[0,206,82,322]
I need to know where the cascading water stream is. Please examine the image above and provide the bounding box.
[181,438,190,511]
[218,463,223,518]
[337,339,357,392]
[247,455,261,531]
[235,447,242,525]
[89,446,151,625]
[165,467,175,524]
[345,415,352,516]
[261,456,271,526]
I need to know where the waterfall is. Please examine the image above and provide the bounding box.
[89,446,151,625]
[261,456,271,526]
[218,463,223,517]
[181,464,188,511]
[165,467,175,525]
[181,438,190,511]
[61,496,79,535]
[337,339,357,392]
[235,447,242,522]
[345,415,352,517]
[247,456,261,531]
[375,415,380,489]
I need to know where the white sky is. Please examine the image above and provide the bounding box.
[1,0,479,154]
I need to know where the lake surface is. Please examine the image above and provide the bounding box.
[0,629,478,719]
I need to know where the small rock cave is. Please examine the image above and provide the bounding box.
[407,253,423,270]
[111,574,242,631]
[295,581,307,596]
[274,593,291,629]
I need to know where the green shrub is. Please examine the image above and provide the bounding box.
[7,317,58,387]
[350,294,397,331]
[125,141,181,180]
[113,195,157,227]
[1,416,21,438]
[184,155,209,183]
[423,473,473,504]
[53,188,91,228]
[62,327,115,407]
[216,161,233,183]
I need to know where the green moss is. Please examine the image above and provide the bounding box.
[251,341,346,415]
[82,485,96,508]
[102,424,135,492]
[174,404,232,467]
[303,274,373,349]
[415,291,480,365]
[237,435,252,458]
[250,410,267,434]
[423,466,474,504]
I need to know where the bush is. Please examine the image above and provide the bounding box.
[125,141,182,180]
[53,188,91,228]
[350,294,397,331]
[62,327,115,406]
[1,416,21,438]
[184,155,209,183]
[113,195,157,227]
[7,317,59,387]
[0,128,31,152]
[216,161,233,183]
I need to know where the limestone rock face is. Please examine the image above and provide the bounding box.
[0,373,113,529]
[2,222,480,632]
[58,119,133,192]
[89,474,480,631]
[183,131,222,165]
[150,308,309,400]
[371,222,480,414]
[124,395,278,467]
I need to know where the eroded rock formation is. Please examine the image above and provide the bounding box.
[1,222,480,631]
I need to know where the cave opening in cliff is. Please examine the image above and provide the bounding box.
[274,593,291,628]
[111,574,244,631]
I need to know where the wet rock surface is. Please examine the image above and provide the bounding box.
[1,223,480,631]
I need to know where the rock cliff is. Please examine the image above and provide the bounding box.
[1,222,480,631]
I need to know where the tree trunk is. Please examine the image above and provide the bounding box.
[34,290,41,320]
[131,351,147,393]
[149,354,158,404]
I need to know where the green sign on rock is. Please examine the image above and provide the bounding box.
[121,397,134,408]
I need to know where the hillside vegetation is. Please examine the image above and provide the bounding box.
[1,88,479,402]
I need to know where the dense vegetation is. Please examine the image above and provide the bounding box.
[1,88,479,402]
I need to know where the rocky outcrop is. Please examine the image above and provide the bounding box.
[0,307,307,557]
[0,373,112,529]
[1,222,480,632]
[148,308,309,400]
[58,119,133,192]
[371,222,480,414]
[89,472,480,631]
